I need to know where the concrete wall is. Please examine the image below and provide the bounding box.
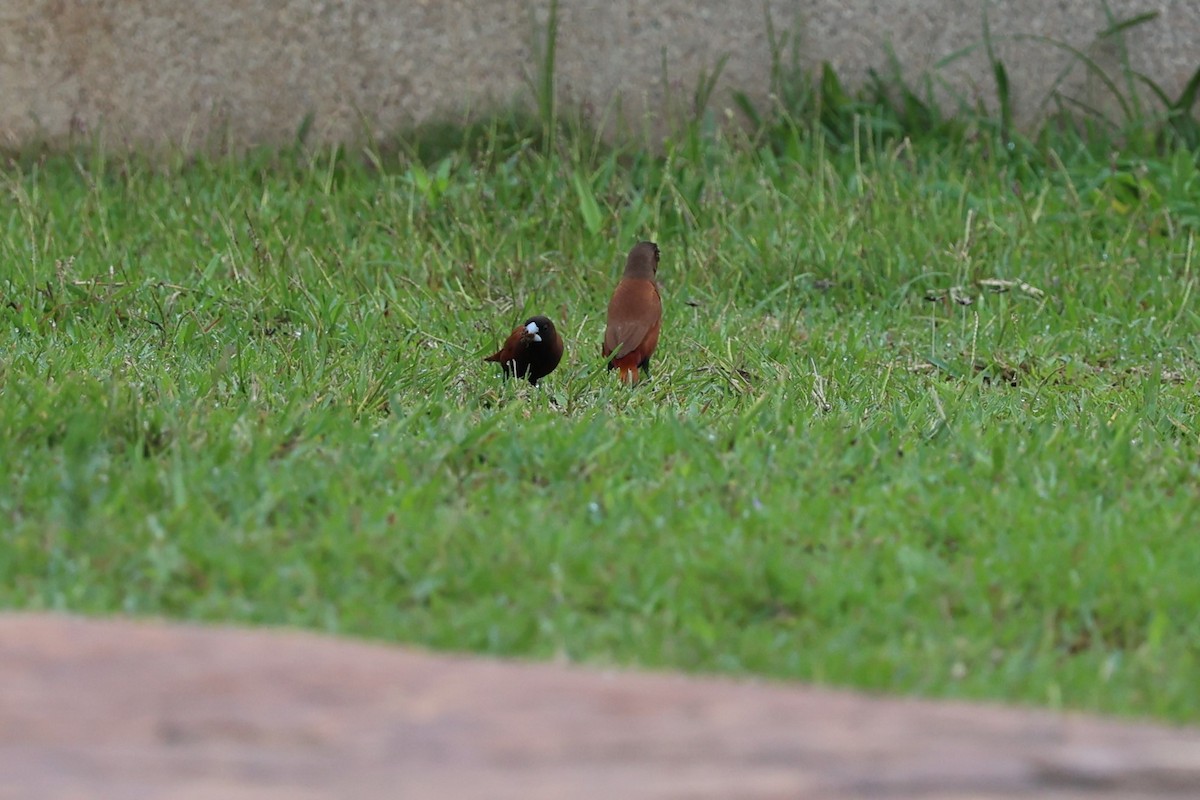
[0,1,1196,151]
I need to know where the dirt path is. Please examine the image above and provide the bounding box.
[2,613,1198,798]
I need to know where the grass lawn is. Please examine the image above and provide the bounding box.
[2,122,1199,722]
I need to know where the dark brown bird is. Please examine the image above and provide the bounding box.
[603,241,662,384]
[484,315,564,386]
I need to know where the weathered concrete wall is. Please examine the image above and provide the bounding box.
[0,1,1196,151]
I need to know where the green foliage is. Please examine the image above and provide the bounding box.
[2,5,1200,723]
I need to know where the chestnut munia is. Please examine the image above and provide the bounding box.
[603,241,662,384]
[484,315,564,386]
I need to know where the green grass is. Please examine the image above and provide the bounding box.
[2,122,1200,723]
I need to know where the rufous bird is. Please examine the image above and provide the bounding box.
[484,315,564,386]
[603,241,662,384]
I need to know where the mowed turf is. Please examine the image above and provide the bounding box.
[1,128,1199,721]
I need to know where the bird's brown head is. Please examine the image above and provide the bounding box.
[622,241,660,280]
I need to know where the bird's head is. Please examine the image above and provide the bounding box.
[624,241,660,279]
[522,315,556,344]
